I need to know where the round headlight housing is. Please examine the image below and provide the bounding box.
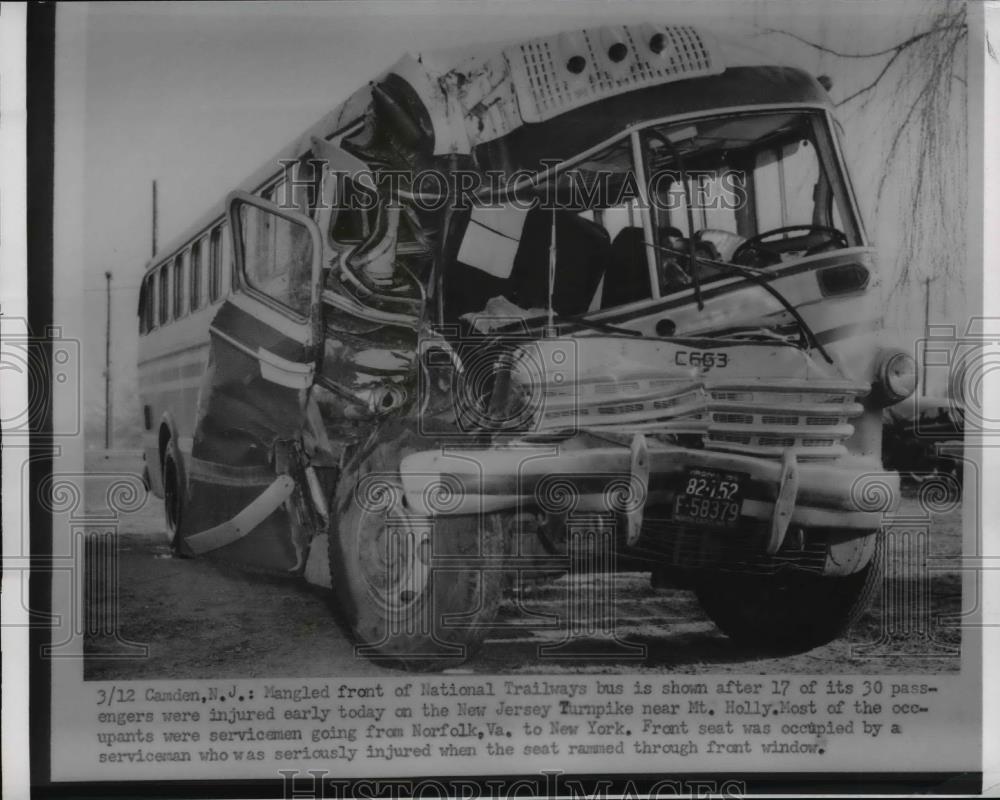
[877,350,918,405]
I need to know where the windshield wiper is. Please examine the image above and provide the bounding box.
[650,242,835,364]
[549,313,642,337]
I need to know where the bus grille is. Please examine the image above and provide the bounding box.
[537,378,866,460]
[702,384,865,460]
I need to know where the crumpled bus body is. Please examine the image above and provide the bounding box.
[138,22,913,664]
[176,243,896,580]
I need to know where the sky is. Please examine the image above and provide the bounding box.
[58,0,971,444]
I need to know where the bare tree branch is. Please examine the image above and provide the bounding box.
[759,22,965,60]
[835,46,908,106]
[768,3,969,300]
[764,9,967,115]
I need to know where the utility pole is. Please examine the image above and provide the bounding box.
[104,270,113,449]
[152,179,158,257]
[922,275,933,397]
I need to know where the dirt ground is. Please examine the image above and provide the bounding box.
[83,452,963,680]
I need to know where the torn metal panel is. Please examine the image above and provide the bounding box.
[310,302,420,450]
[177,300,315,571]
[501,335,867,458]
[185,475,296,556]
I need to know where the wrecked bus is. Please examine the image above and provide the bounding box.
[137,23,915,669]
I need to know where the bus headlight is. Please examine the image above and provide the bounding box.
[874,349,917,405]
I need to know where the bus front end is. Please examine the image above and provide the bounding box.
[357,23,916,656]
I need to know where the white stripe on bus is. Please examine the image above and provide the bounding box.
[209,326,314,389]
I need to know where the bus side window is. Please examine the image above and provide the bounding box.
[138,275,149,334]
[147,274,156,330]
[173,253,186,319]
[237,201,313,316]
[209,226,221,303]
[330,178,376,245]
[221,220,232,297]
[158,264,170,325]
[190,239,203,312]
[261,181,282,205]
[147,274,155,331]
[291,155,322,218]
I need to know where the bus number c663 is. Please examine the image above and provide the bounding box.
[675,351,729,371]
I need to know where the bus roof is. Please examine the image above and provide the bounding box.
[144,23,830,275]
[393,23,815,155]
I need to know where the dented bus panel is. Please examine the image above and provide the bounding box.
[138,23,915,669]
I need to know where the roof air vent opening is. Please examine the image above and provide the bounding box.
[598,27,634,75]
[608,42,628,62]
[556,30,591,82]
[599,28,629,64]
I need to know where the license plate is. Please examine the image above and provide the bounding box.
[673,467,745,527]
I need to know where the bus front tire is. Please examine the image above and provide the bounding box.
[162,439,189,558]
[327,432,505,671]
[693,556,882,653]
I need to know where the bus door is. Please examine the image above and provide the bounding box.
[176,190,324,571]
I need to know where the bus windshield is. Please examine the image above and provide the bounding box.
[639,110,862,291]
[447,109,862,325]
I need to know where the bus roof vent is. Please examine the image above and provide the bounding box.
[508,24,725,123]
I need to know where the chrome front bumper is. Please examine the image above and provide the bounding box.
[399,436,897,533]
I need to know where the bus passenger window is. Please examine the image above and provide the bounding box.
[190,239,202,311]
[270,178,297,211]
[173,253,185,319]
[138,275,150,334]
[147,275,155,331]
[285,155,322,217]
[158,265,170,325]
[138,279,145,334]
[146,275,156,330]
[221,221,231,297]
[238,202,313,316]
[209,226,222,303]
[330,178,376,245]
[261,182,282,206]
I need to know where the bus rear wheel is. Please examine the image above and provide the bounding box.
[162,438,189,557]
[693,556,882,652]
[328,431,505,671]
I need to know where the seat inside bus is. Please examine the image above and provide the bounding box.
[603,226,652,308]
[445,207,611,325]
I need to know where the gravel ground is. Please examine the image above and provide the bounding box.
[83,452,963,680]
